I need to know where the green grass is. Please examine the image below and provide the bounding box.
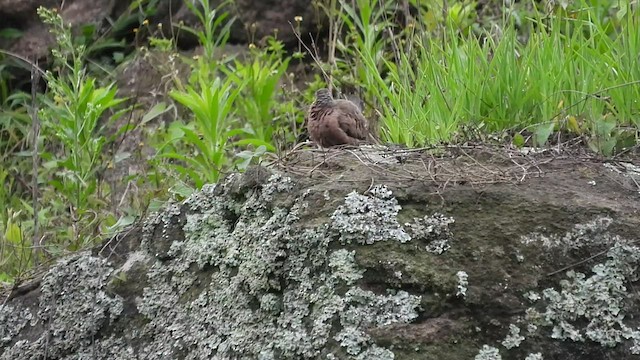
[336,0,639,153]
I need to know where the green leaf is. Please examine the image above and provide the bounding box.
[4,219,22,244]
[233,138,276,152]
[593,118,616,137]
[105,215,136,234]
[141,102,171,125]
[588,137,617,156]
[600,138,617,156]
[0,28,22,39]
[566,115,582,134]
[42,160,59,170]
[512,133,525,148]
[81,24,96,38]
[533,122,555,147]
[166,122,186,141]
[0,272,14,284]
[170,183,195,199]
[113,52,125,63]
[148,199,166,213]
[114,151,131,163]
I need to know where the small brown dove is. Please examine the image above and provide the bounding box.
[306,88,371,148]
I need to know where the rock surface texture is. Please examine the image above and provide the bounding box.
[1,147,640,359]
[0,0,116,60]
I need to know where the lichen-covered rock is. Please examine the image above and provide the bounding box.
[526,242,640,351]
[330,185,411,245]
[0,168,429,359]
[2,151,640,360]
[132,175,422,359]
[0,255,122,359]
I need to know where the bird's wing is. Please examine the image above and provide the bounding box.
[307,107,359,147]
[335,102,369,140]
[306,104,323,143]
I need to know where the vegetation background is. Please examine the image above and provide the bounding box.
[0,0,638,285]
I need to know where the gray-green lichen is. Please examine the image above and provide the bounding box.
[134,175,421,358]
[500,324,525,349]
[0,254,122,360]
[0,306,32,346]
[475,345,501,360]
[330,185,455,253]
[0,172,427,359]
[524,353,543,360]
[473,217,640,359]
[456,271,469,298]
[525,242,640,354]
[146,174,426,358]
[330,185,411,245]
[520,216,616,250]
[405,212,455,254]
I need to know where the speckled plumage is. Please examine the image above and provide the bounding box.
[307,88,370,148]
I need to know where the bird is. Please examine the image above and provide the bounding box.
[306,88,372,148]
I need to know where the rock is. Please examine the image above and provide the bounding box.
[231,0,317,45]
[152,0,318,47]
[0,0,56,19]
[1,0,318,62]
[1,148,640,359]
[1,0,118,60]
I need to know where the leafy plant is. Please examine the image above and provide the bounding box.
[224,38,291,151]
[411,0,478,34]
[176,0,235,86]
[0,207,31,283]
[37,7,129,246]
[164,76,244,188]
[588,116,618,156]
[158,0,287,189]
[0,91,31,164]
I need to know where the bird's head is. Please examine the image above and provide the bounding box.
[314,88,334,106]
